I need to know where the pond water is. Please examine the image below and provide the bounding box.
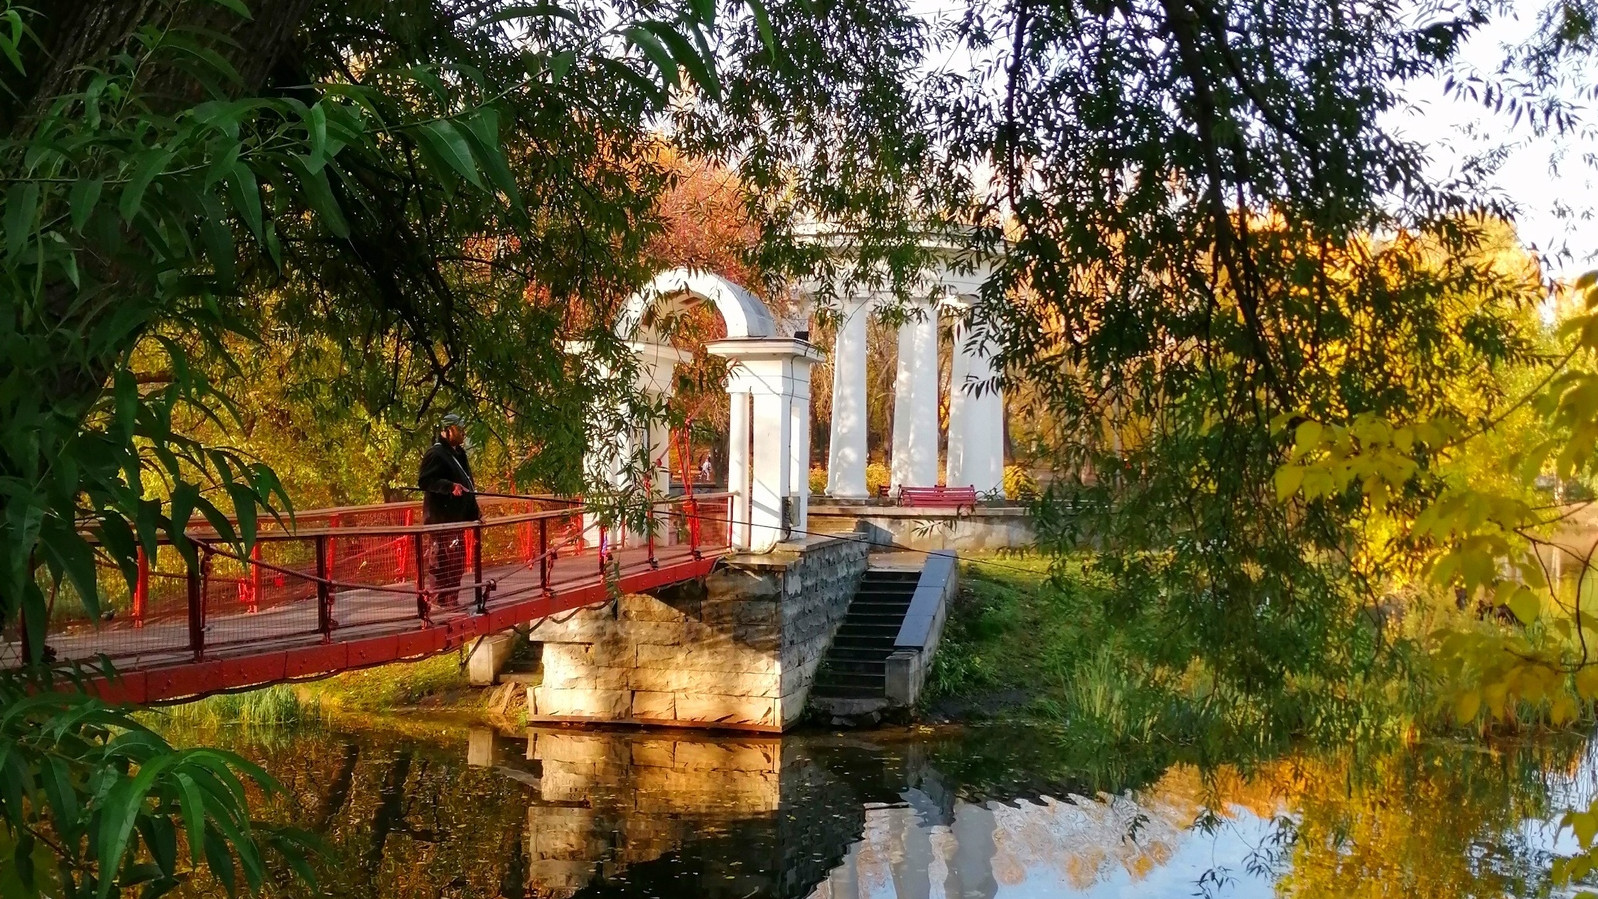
[169,718,1598,898]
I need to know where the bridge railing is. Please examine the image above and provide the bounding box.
[4,492,733,671]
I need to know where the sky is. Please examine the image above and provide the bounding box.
[1393,0,1598,280]
[906,0,1597,282]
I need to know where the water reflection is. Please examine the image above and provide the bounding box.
[177,722,1598,898]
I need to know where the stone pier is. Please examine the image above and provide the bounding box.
[525,530,870,731]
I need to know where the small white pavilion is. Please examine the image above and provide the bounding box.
[582,242,1004,553]
[577,268,821,553]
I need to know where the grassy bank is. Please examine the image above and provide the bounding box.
[152,684,327,728]
[923,552,1113,724]
[150,649,509,736]
[921,551,1426,756]
[299,652,483,715]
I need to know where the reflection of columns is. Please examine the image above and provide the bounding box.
[827,297,870,498]
[944,803,999,899]
[709,338,824,552]
[892,304,940,489]
[947,318,1004,495]
[890,792,934,899]
[826,840,864,899]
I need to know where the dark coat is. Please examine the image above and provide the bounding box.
[417,440,481,524]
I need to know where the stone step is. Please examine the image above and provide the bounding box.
[847,599,912,613]
[851,599,912,611]
[833,634,898,650]
[859,580,917,591]
[840,615,904,628]
[855,585,912,595]
[842,612,908,625]
[809,685,885,701]
[820,656,889,674]
[863,569,920,581]
[812,670,886,690]
[836,622,901,638]
[825,646,895,662]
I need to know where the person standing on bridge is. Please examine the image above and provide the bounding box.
[417,413,481,607]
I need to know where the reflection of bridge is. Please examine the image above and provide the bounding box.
[3,494,732,704]
[462,726,1213,899]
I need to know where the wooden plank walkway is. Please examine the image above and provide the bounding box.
[8,542,721,705]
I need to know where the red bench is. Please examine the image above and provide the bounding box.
[897,485,979,511]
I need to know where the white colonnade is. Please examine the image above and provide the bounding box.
[824,294,1006,499]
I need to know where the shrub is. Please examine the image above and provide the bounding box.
[1004,464,1038,501]
[809,465,828,494]
[866,461,892,496]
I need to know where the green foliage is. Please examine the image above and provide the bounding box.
[0,0,742,658]
[0,0,765,891]
[0,670,316,898]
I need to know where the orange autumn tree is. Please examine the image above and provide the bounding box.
[641,151,771,481]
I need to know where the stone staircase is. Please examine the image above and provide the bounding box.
[809,568,920,702]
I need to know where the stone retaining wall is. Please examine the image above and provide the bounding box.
[808,502,1034,551]
[525,528,869,730]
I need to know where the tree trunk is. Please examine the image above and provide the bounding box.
[7,0,318,135]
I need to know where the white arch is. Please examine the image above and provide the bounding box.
[617,268,777,340]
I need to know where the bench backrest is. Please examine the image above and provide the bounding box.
[899,486,978,505]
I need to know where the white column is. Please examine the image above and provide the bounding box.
[709,337,824,552]
[945,317,971,488]
[827,297,870,498]
[567,341,690,546]
[891,320,915,491]
[904,306,940,487]
[958,327,1005,496]
[790,374,811,527]
[727,388,752,550]
[749,387,793,548]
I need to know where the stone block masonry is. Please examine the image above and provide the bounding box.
[517,727,865,898]
[526,527,870,730]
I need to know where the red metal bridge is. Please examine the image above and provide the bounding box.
[3,493,732,704]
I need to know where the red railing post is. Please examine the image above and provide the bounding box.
[247,542,262,614]
[471,524,485,613]
[187,549,207,661]
[687,498,701,560]
[315,535,332,641]
[399,508,415,576]
[327,513,341,583]
[646,504,658,569]
[133,547,149,628]
[539,518,550,596]
[413,531,429,623]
